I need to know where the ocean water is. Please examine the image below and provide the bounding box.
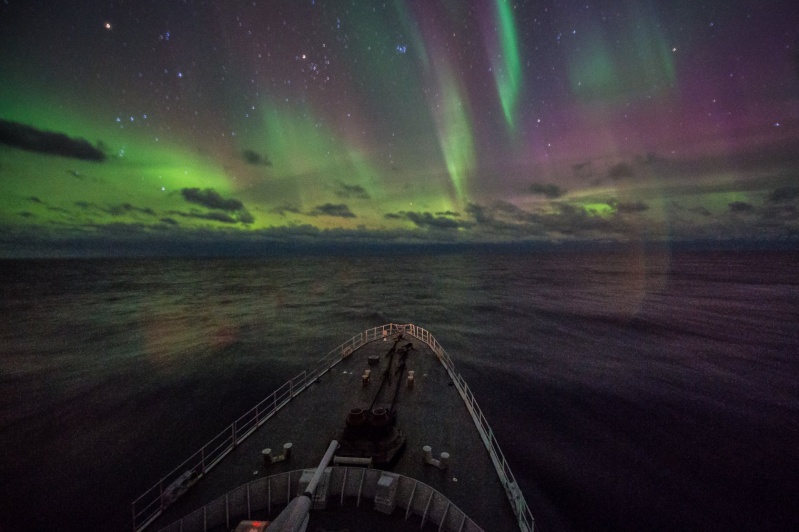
[0,249,797,531]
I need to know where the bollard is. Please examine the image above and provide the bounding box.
[422,445,449,470]
[440,452,450,468]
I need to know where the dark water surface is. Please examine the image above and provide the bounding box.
[1,249,797,531]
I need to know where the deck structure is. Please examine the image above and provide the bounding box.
[133,324,534,532]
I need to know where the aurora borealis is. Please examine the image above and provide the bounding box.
[0,0,797,255]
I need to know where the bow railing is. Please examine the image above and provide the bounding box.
[132,324,534,532]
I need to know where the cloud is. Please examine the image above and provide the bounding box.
[74,201,157,218]
[181,188,244,211]
[528,182,565,198]
[492,201,537,222]
[175,189,255,224]
[406,212,465,229]
[386,211,468,230]
[0,119,106,161]
[613,201,649,213]
[728,201,755,213]
[334,182,371,199]
[435,210,461,217]
[107,203,156,217]
[465,202,493,224]
[170,210,238,224]
[5,196,799,258]
[458,200,653,241]
[66,169,104,183]
[67,197,253,225]
[171,208,255,225]
[242,149,272,166]
[766,186,799,203]
[272,204,302,216]
[607,162,635,180]
[74,201,100,210]
[309,203,356,218]
[237,210,255,224]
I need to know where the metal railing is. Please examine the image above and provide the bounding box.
[399,323,536,532]
[132,323,534,532]
[157,467,484,532]
[132,324,400,531]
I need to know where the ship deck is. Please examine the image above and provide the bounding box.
[146,328,521,532]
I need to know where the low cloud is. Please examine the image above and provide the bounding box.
[170,210,238,224]
[309,203,356,218]
[74,201,156,218]
[181,209,254,225]
[766,186,799,203]
[242,149,272,166]
[334,182,371,200]
[613,201,649,213]
[459,200,647,240]
[74,201,101,211]
[181,188,244,211]
[178,188,254,224]
[465,203,493,224]
[107,203,156,217]
[528,182,564,198]
[272,204,302,216]
[607,162,635,180]
[0,119,106,161]
[386,211,468,230]
[729,201,755,213]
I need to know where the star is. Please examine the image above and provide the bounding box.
[104,22,112,30]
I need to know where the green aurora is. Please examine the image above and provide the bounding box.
[0,0,797,255]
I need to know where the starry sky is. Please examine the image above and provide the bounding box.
[1,0,797,256]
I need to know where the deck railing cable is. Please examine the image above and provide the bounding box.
[131,324,534,532]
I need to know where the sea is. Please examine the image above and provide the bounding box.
[0,248,797,531]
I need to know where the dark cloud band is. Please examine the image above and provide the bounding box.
[0,119,105,161]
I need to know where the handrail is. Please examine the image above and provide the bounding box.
[157,467,484,532]
[131,324,535,532]
[397,324,536,532]
[132,324,398,531]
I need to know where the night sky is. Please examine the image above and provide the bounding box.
[1,0,797,256]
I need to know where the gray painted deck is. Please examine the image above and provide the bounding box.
[148,332,519,532]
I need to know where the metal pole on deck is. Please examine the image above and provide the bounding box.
[266,440,339,532]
